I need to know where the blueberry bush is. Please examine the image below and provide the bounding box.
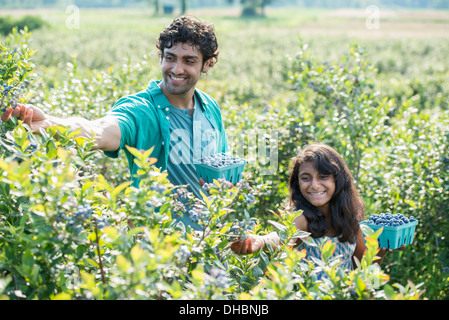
[0,18,445,300]
[0,15,48,37]
[0,28,36,133]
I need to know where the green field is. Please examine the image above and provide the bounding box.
[3,6,449,106]
[1,6,448,300]
[6,7,448,112]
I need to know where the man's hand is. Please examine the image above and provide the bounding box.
[1,104,48,132]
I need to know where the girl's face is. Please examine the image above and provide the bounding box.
[298,161,336,215]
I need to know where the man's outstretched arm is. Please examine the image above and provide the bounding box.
[1,103,121,152]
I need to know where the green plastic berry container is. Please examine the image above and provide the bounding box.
[195,154,246,184]
[360,220,418,249]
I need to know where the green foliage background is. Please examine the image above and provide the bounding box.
[0,7,448,300]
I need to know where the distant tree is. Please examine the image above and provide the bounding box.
[227,0,276,17]
[155,0,161,14]
[180,0,187,14]
[142,0,188,15]
[142,0,160,15]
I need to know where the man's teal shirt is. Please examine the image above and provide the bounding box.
[104,79,229,191]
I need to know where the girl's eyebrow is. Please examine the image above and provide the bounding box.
[299,171,331,176]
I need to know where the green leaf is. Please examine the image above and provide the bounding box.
[125,145,154,163]
[259,250,270,269]
[320,239,336,262]
[30,204,46,217]
[383,284,396,299]
[252,266,264,278]
[291,230,311,239]
[130,245,145,264]
[51,292,72,300]
[24,90,34,101]
[110,181,132,200]
[80,270,96,290]
[126,226,145,240]
[21,250,34,269]
[355,275,367,297]
[268,220,287,232]
[159,202,171,215]
[300,235,317,247]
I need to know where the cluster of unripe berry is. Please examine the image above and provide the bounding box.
[201,178,255,205]
[201,178,233,193]
[229,218,257,240]
[188,204,210,223]
[177,245,191,263]
[1,83,25,113]
[208,267,229,289]
[65,204,108,233]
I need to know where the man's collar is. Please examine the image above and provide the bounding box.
[146,80,171,109]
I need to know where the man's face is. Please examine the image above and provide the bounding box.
[160,42,210,98]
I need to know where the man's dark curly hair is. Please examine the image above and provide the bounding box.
[156,16,219,70]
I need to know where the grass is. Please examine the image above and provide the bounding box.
[2,7,447,62]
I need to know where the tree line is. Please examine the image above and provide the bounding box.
[2,0,448,12]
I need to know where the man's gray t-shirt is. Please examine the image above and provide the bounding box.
[167,94,217,230]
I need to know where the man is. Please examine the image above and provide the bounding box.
[1,16,229,230]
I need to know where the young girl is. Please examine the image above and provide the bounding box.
[231,143,402,274]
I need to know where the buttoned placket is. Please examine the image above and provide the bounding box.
[199,98,222,153]
[156,103,172,168]
[193,98,220,164]
[150,81,223,169]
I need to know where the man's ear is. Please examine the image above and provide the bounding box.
[202,58,212,73]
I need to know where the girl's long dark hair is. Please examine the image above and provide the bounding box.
[289,143,365,243]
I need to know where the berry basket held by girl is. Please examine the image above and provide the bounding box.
[231,143,405,276]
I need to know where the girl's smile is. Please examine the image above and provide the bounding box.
[308,191,326,196]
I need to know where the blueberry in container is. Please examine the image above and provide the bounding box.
[360,213,418,249]
[195,153,246,184]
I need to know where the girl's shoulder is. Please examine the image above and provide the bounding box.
[293,214,308,232]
